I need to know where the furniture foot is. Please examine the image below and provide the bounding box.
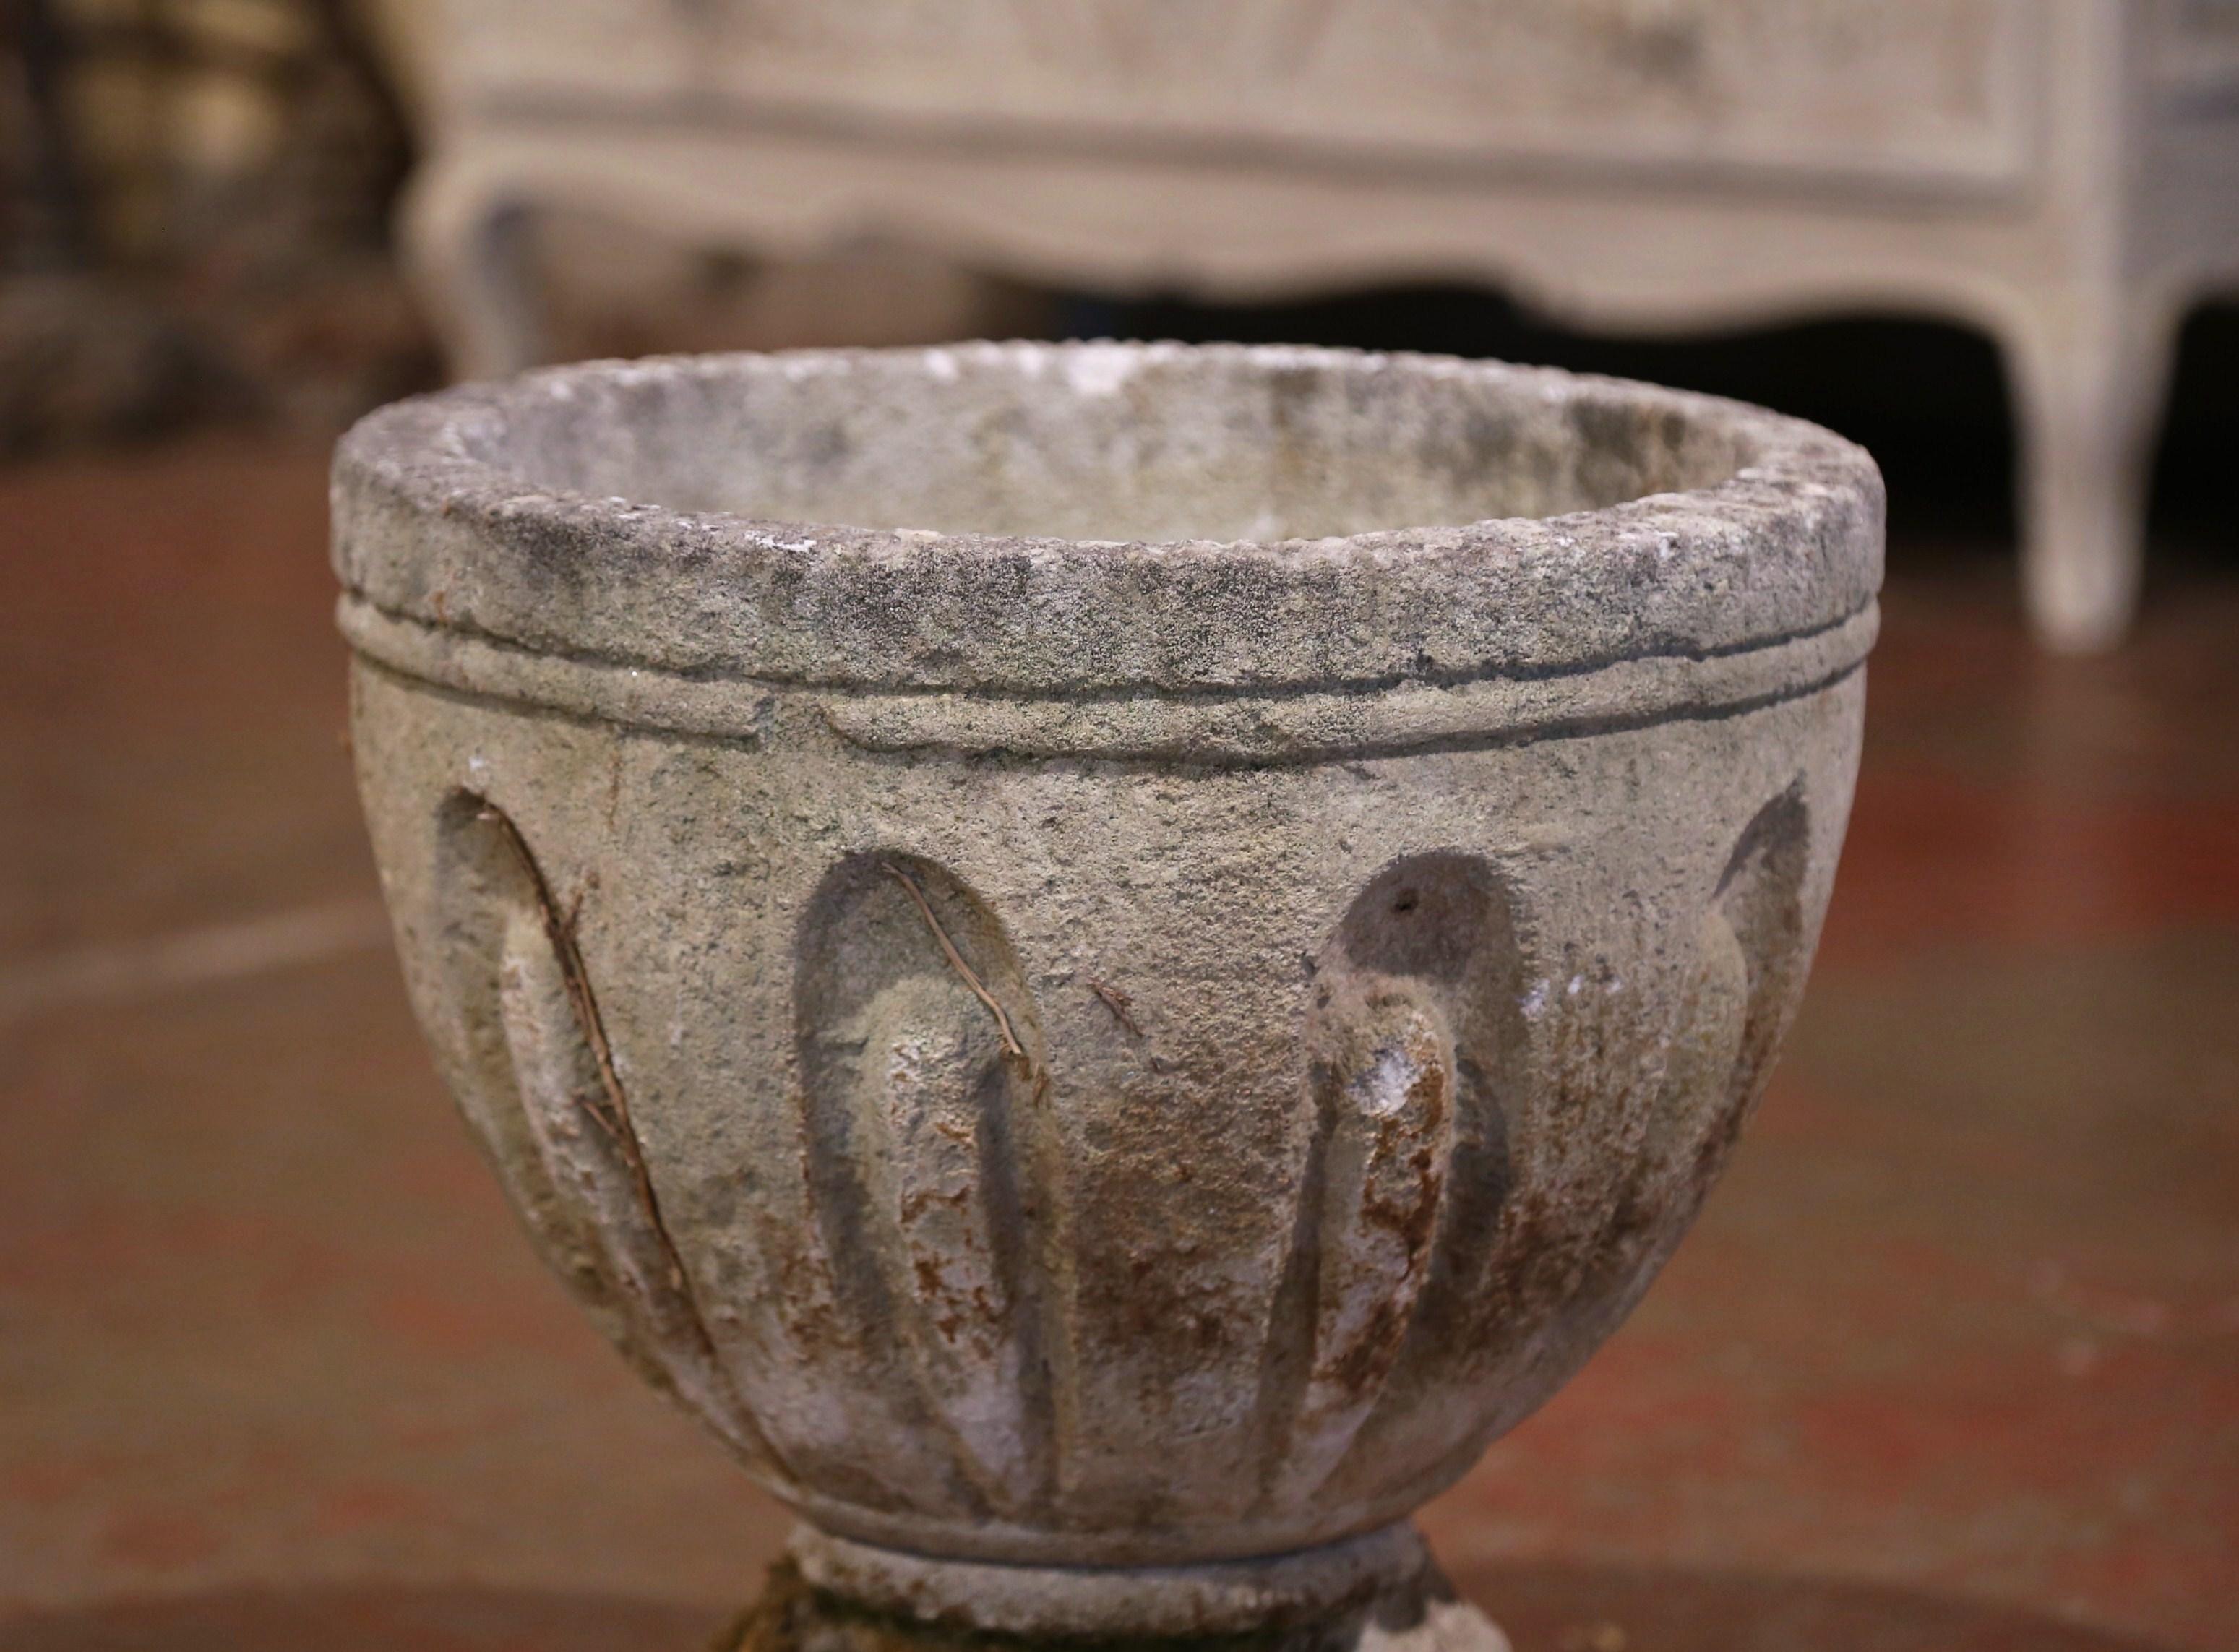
[399,156,545,382]
[2006,286,2178,653]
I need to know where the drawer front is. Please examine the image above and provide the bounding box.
[457,0,2041,193]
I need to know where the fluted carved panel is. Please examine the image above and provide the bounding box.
[1586,783,1813,1315]
[1261,853,1520,1504]
[404,774,1832,1552]
[430,793,781,1474]
[793,854,1073,1515]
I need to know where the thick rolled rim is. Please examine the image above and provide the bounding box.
[331,340,1883,700]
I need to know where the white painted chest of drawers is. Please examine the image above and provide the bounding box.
[405,0,2239,648]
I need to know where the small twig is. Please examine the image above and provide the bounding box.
[1088,980,1140,1038]
[478,805,682,1289]
[465,800,794,1480]
[882,861,1026,1062]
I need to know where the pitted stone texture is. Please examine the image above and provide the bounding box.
[335,343,1878,1618]
[332,341,1880,697]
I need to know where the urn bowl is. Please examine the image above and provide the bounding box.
[334,341,1879,1619]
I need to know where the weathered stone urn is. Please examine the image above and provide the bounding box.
[334,342,1880,1649]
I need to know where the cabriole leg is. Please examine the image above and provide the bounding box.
[2006,285,2179,653]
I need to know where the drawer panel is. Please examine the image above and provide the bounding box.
[455,0,2041,192]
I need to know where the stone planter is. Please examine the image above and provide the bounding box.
[334,342,1881,1649]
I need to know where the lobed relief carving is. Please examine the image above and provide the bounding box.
[1265,853,1520,1506]
[431,794,781,1474]
[416,767,1828,1601]
[424,811,1823,1516]
[1583,786,1813,1320]
[791,854,1073,1517]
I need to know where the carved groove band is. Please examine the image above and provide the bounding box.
[340,595,1875,762]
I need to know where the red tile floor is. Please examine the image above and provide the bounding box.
[2,439,2234,1650]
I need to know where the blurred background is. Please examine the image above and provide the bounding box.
[3,4,2235,1649]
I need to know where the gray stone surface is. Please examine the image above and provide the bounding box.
[333,341,1880,1642]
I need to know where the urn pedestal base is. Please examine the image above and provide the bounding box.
[723,1526,1508,1652]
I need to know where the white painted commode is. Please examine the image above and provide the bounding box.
[397,0,2238,650]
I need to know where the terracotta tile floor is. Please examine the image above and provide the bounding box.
[1,438,2233,1650]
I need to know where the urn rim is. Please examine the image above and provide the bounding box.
[332,340,1881,700]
